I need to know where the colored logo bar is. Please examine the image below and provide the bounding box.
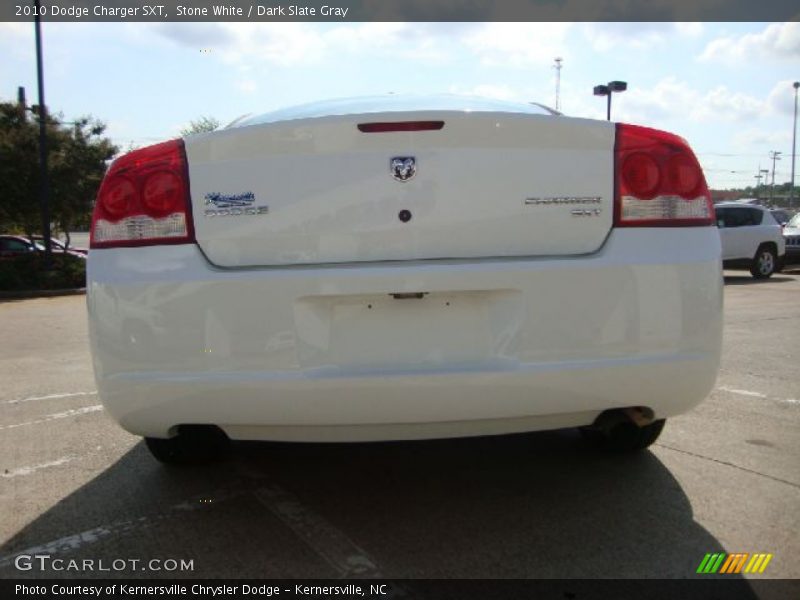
[697,553,773,574]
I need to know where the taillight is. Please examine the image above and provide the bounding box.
[357,121,444,133]
[614,124,713,227]
[90,139,195,248]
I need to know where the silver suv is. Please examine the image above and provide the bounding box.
[715,203,786,278]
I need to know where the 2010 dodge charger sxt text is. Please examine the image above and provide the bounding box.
[87,96,723,463]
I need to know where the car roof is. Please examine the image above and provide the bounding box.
[231,94,557,129]
[715,202,767,210]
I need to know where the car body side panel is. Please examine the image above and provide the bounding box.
[718,226,736,260]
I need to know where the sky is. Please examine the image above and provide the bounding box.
[1,21,798,190]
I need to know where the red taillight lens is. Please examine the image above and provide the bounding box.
[667,153,702,197]
[90,139,195,248]
[621,153,660,199]
[101,177,136,218]
[142,171,183,217]
[614,124,713,227]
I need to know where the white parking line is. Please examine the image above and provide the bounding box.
[1,457,74,479]
[0,524,127,568]
[0,405,104,431]
[253,485,382,578]
[717,386,766,398]
[717,386,799,405]
[0,488,245,569]
[4,391,97,405]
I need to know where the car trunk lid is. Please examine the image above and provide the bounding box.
[184,107,615,267]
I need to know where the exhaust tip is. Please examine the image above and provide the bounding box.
[592,406,655,434]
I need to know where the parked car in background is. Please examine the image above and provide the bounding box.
[0,235,39,259]
[0,235,86,259]
[769,208,792,227]
[87,95,723,463]
[715,203,786,278]
[30,236,88,255]
[783,213,800,265]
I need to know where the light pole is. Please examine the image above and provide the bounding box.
[34,0,52,266]
[553,57,563,112]
[756,169,769,200]
[791,81,799,208]
[769,150,782,204]
[593,80,627,121]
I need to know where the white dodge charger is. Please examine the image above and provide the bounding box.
[87,96,723,463]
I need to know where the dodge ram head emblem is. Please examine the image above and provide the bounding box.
[391,157,416,182]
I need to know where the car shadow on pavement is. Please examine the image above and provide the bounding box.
[723,275,795,285]
[0,428,763,595]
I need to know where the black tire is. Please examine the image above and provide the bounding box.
[750,246,777,279]
[145,426,230,464]
[580,419,666,452]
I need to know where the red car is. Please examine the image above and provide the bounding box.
[31,236,88,256]
[0,235,87,259]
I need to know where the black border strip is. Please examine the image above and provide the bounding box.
[3,579,800,600]
[2,0,799,23]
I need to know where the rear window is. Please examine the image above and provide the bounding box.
[716,207,763,227]
[770,210,789,224]
[233,95,555,129]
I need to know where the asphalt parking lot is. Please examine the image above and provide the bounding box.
[0,269,798,585]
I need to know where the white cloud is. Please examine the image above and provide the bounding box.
[675,22,704,37]
[220,24,329,67]
[462,23,572,67]
[446,84,524,101]
[0,22,35,64]
[766,80,800,116]
[153,23,236,47]
[151,22,469,69]
[612,77,695,123]
[459,22,699,72]
[325,22,408,51]
[562,89,608,121]
[153,23,329,67]
[732,128,792,151]
[612,77,765,125]
[237,79,258,94]
[0,22,29,37]
[581,22,701,52]
[699,22,800,64]
[326,23,460,63]
[692,86,764,122]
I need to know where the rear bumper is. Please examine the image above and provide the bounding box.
[87,228,723,441]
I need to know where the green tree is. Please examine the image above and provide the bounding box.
[50,117,117,243]
[0,102,117,247]
[0,102,41,236]
[180,116,220,137]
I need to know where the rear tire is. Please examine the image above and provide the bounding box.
[750,246,777,279]
[580,418,666,452]
[145,426,230,464]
